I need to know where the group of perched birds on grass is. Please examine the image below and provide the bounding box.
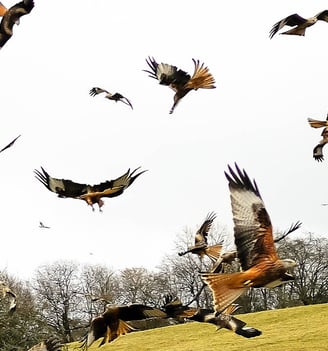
[0,1,327,350]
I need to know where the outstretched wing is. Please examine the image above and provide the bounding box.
[0,0,34,48]
[269,13,307,39]
[224,163,277,270]
[89,87,109,96]
[111,93,133,109]
[0,134,21,153]
[34,167,88,198]
[308,117,328,128]
[313,127,328,161]
[316,10,328,22]
[195,211,217,245]
[185,59,216,90]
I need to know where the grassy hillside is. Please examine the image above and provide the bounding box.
[67,303,328,351]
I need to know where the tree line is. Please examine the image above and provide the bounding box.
[0,227,327,350]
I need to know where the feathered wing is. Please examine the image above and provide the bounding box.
[0,134,21,153]
[0,2,8,17]
[316,10,328,22]
[0,0,34,48]
[89,87,109,96]
[308,117,328,128]
[185,59,216,90]
[110,93,133,109]
[204,244,223,262]
[313,127,328,161]
[194,211,217,245]
[269,13,307,38]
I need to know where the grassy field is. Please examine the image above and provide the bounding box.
[66,303,328,351]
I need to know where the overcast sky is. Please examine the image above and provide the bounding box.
[1,0,328,279]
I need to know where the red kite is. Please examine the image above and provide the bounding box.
[0,0,34,48]
[89,87,133,109]
[0,280,16,314]
[202,164,296,313]
[144,57,216,114]
[178,212,222,262]
[308,114,328,129]
[313,127,328,162]
[34,167,147,211]
[81,304,167,348]
[39,221,50,229]
[0,134,21,154]
[270,10,328,38]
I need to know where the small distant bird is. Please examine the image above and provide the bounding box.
[39,221,50,229]
[143,57,216,114]
[81,304,167,348]
[0,134,21,154]
[202,164,296,313]
[178,212,222,263]
[0,280,17,314]
[34,167,147,211]
[89,87,133,109]
[0,0,34,48]
[269,10,328,38]
[313,127,328,162]
[308,114,328,129]
[27,336,62,351]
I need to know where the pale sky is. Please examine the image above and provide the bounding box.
[1,1,328,279]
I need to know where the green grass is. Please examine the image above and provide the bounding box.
[67,303,328,351]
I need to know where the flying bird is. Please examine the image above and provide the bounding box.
[201,163,296,313]
[81,303,167,348]
[0,280,17,314]
[308,114,328,129]
[312,127,328,162]
[0,0,34,48]
[34,167,147,211]
[143,56,216,114]
[269,10,328,38]
[89,87,133,109]
[39,221,50,229]
[27,337,63,351]
[178,212,222,263]
[0,134,21,154]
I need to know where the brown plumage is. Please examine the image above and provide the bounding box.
[202,163,296,313]
[313,127,328,162]
[27,337,62,351]
[81,304,167,348]
[270,10,328,38]
[178,212,222,262]
[0,134,21,154]
[34,167,147,211]
[143,56,216,114]
[89,87,133,109]
[308,115,328,129]
[0,280,16,314]
[0,0,34,48]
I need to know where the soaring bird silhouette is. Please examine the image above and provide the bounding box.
[202,164,296,313]
[0,0,34,48]
[143,57,216,114]
[34,167,147,211]
[269,10,328,38]
[178,212,222,263]
[0,280,16,314]
[0,134,21,154]
[89,87,133,109]
[27,337,62,351]
[39,221,50,229]
[81,304,167,349]
[312,127,328,162]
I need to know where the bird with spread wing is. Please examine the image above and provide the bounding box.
[178,212,222,263]
[312,127,328,162]
[269,10,328,38]
[308,114,328,129]
[143,57,216,114]
[202,164,296,313]
[89,87,133,109]
[34,167,147,211]
[0,134,21,154]
[0,0,34,48]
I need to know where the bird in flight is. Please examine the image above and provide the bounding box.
[89,87,133,109]
[202,163,296,313]
[34,167,147,211]
[39,221,50,229]
[0,0,34,48]
[308,114,328,129]
[144,57,216,114]
[0,134,21,154]
[312,127,328,162]
[178,212,222,263]
[269,10,328,38]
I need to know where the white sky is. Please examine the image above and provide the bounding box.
[1,1,328,279]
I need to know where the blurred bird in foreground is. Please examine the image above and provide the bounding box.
[89,87,133,109]
[27,336,62,351]
[269,10,328,38]
[0,280,17,314]
[34,167,147,211]
[202,163,296,313]
[0,0,34,48]
[144,56,216,114]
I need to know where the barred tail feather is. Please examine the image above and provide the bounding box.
[308,118,328,128]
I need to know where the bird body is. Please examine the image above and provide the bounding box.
[313,127,328,162]
[89,87,133,109]
[34,167,147,211]
[202,164,296,313]
[144,57,216,114]
[270,10,328,38]
[0,0,34,48]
